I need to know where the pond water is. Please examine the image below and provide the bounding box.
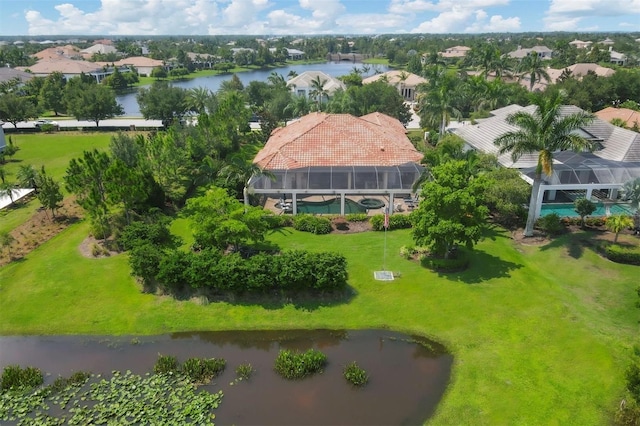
[116,62,389,116]
[0,329,452,425]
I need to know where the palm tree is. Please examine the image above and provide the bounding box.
[309,75,328,111]
[606,214,633,243]
[0,181,21,206]
[267,72,286,89]
[284,95,311,119]
[518,53,551,91]
[361,64,371,76]
[16,164,40,193]
[417,70,463,137]
[287,70,298,80]
[495,91,595,237]
[186,87,215,114]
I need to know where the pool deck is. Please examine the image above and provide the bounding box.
[263,195,417,215]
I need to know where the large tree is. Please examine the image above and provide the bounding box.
[66,83,124,127]
[0,93,38,128]
[39,72,66,116]
[417,70,462,136]
[137,80,189,128]
[412,160,489,259]
[494,91,594,237]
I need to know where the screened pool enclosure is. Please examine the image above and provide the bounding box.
[247,163,425,215]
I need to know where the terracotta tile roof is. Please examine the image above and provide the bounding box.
[16,58,107,75]
[254,113,423,170]
[33,45,81,60]
[596,107,640,127]
[113,56,164,68]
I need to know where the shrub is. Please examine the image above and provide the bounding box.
[235,364,254,380]
[346,213,369,222]
[154,355,179,375]
[536,213,563,235]
[264,214,292,229]
[117,221,173,251]
[182,357,226,383]
[344,362,368,387]
[274,349,327,379]
[293,215,332,234]
[605,244,640,266]
[371,213,413,231]
[1,365,44,391]
[585,217,606,227]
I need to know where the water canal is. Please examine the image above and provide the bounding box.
[0,329,452,425]
[116,61,389,116]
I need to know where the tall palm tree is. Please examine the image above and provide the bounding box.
[361,64,371,76]
[186,87,215,114]
[518,53,551,91]
[287,70,298,80]
[284,95,311,119]
[309,75,328,111]
[267,72,286,89]
[417,70,463,137]
[16,164,40,193]
[494,91,594,237]
[606,214,634,243]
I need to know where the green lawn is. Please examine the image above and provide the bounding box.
[0,219,637,425]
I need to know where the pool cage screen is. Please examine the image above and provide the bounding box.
[249,164,425,192]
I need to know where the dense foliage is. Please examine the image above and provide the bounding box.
[292,214,333,235]
[343,362,369,387]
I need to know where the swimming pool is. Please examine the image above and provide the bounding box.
[295,198,369,214]
[540,203,634,217]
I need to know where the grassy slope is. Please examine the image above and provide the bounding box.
[0,221,637,425]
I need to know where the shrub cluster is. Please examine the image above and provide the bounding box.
[345,213,369,222]
[264,214,293,229]
[1,365,44,391]
[605,244,640,266]
[153,354,226,384]
[117,220,174,251]
[274,349,327,379]
[536,213,564,235]
[343,362,369,387]
[130,248,348,295]
[370,213,413,231]
[293,215,333,234]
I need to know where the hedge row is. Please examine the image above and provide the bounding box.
[605,244,640,265]
[130,247,348,294]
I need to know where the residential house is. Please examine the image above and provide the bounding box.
[569,39,592,49]
[248,112,424,215]
[286,71,345,99]
[439,45,471,58]
[112,56,165,76]
[507,45,553,60]
[608,47,627,66]
[16,58,113,82]
[599,37,615,46]
[268,47,305,60]
[362,70,426,102]
[33,45,82,61]
[80,43,119,59]
[0,67,34,85]
[454,104,640,219]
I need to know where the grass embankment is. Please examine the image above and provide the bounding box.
[0,133,112,234]
[0,218,638,425]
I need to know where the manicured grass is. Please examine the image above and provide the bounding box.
[0,132,113,233]
[0,220,637,425]
[362,58,390,65]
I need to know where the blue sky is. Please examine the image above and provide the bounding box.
[0,0,638,36]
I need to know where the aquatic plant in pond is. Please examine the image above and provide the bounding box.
[0,365,43,391]
[182,357,226,384]
[235,364,254,380]
[154,354,179,375]
[274,349,327,379]
[344,361,369,387]
[0,369,223,425]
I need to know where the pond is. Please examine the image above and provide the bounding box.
[0,329,452,425]
[116,62,389,116]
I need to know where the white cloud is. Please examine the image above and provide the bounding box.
[411,6,474,33]
[544,0,640,31]
[465,13,520,32]
[223,0,270,26]
[335,14,407,33]
[389,0,508,14]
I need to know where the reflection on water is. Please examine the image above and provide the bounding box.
[0,329,451,426]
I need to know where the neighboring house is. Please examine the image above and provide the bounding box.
[569,39,592,49]
[362,70,426,102]
[33,45,82,61]
[16,59,114,82]
[517,62,616,92]
[608,47,627,66]
[286,71,345,98]
[599,37,615,46]
[454,104,640,220]
[80,43,119,59]
[268,47,305,60]
[187,52,218,69]
[113,56,165,76]
[596,107,640,129]
[0,67,34,85]
[439,45,471,58]
[507,45,553,60]
[248,112,424,215]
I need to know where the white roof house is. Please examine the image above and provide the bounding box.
[362,70,427,102]
[286,71,345,98]
[454,104,640,219]
[508,45,553,60]
[569,40,592,49]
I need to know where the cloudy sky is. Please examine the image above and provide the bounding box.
[0,0,638,36]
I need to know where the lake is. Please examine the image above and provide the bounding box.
[0,329,451,425]
[116,62,389,116]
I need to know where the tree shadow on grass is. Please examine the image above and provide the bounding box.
[538,229,607,260]
[438,249,522,284]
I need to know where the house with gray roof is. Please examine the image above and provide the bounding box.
[0,68,34,85]
[507,45,553,60]
[454,104,640,219]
